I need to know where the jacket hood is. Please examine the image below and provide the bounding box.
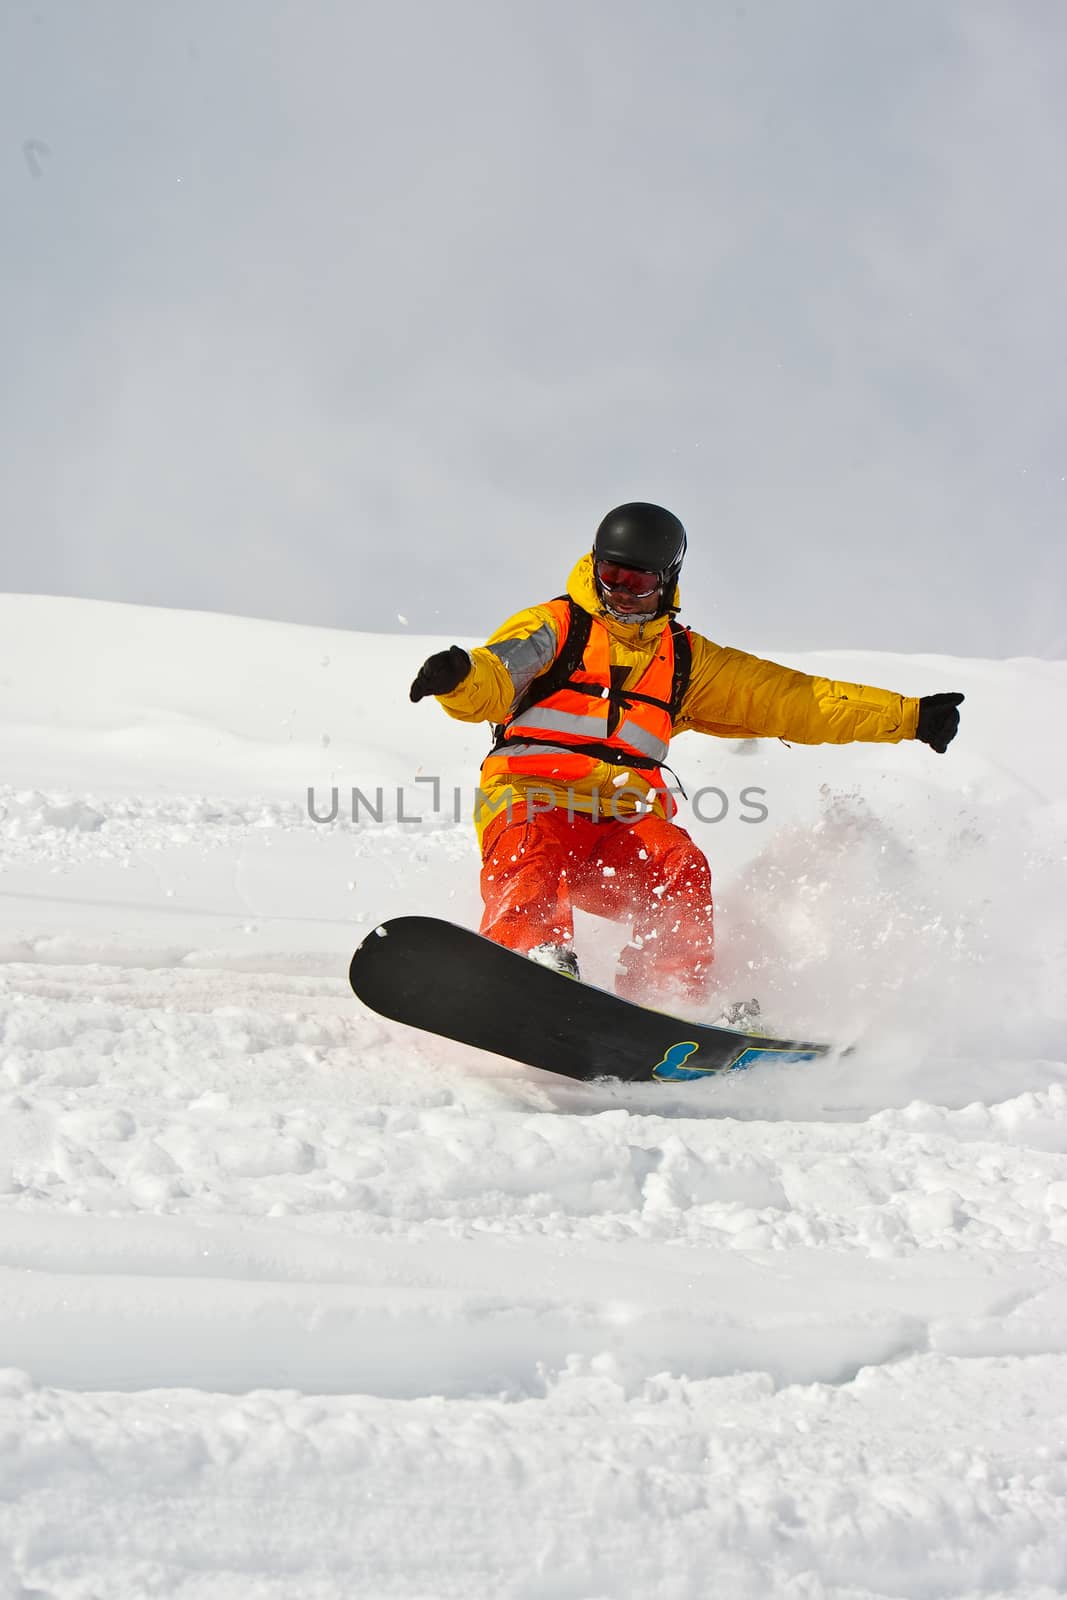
[566,553,680,645]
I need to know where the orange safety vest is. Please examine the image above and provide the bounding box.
[482,598,690,812]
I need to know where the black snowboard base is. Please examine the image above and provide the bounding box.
[349,916,833,1084]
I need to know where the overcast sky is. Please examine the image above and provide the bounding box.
[2,0,1065,656]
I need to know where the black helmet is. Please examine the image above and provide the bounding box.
[593,502,687,612]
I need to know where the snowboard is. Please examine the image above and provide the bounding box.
[348,915,833,1084]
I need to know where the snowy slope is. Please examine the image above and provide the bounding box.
[1,593,1065,1599]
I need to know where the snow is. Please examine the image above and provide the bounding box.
[0,592,1065,1598]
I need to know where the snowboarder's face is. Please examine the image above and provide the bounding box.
[595,561,663,617]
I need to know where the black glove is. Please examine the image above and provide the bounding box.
[409,646,472,703]
[916,692,964,753]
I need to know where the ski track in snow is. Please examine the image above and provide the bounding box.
[0,597,1066,1598]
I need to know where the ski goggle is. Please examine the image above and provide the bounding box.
[595,560,662,597]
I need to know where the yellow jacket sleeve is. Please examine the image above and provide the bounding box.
[434,604,564,725]
[678,636,920,744]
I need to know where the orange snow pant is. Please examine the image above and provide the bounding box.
[479,806,714,1004]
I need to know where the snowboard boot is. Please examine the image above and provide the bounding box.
[716,996,762,1031]
[527,943,581,980]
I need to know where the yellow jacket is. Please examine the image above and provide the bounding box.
[436,555,920,840]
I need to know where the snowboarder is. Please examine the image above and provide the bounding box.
[409,503,963,1005]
